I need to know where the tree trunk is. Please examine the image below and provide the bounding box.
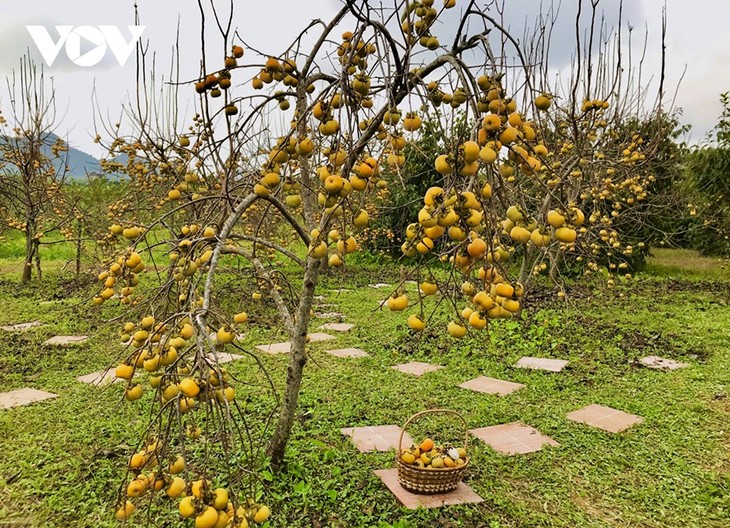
[266,255,321,465]
[35,239,42,281]
[21,222,35,284]
[75,220,83,278]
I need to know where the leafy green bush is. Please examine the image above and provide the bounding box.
[685,93,730,256]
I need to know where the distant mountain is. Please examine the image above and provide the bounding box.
[1,133,115,181]
[47,134,107,181]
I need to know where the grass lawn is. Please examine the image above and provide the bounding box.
[0,249,728,527]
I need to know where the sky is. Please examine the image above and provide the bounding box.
[0,0,728,158]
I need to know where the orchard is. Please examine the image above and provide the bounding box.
[1,1,729,528]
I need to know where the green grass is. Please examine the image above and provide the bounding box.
[0,250,729,527]
[645,247,730,281]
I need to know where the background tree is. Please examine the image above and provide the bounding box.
[685,92,730,256]
[0,56,70,283]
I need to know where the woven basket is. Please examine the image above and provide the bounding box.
[396,409,469,494]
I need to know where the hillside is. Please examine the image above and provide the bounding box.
[0,133,111,181]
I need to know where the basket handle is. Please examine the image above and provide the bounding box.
[397,408,469,455]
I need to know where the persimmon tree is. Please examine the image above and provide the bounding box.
[0,57,72,283]
[93,1,675,525]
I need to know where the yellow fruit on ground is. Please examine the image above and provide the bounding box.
[233,312,248,324]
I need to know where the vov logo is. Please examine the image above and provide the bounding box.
[26,25,145,67]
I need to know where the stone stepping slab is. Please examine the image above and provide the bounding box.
[369,283,391,289]
[567,404,643,433]
[76,370,119,387]
[43,335,88,347]
[459,376,525,396]
[515,356,568,372]
[205,352,244,364]
[341,425,412,453]
[470,422,559,455]
[0,321,43,332]
[0,388,58,409]
[327,348,369,358]
[374,468,484,509]
[255,333,335,354]
[319,323,354,332]
[392,362,444,376]
[639,356,688,370]
[315,312,346,319]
